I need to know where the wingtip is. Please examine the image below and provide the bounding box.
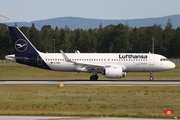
[60,50,72,62]
[60,50,63,53]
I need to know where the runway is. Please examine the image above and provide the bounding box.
[0,80,180,85]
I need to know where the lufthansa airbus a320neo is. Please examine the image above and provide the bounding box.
[5,26,175,80]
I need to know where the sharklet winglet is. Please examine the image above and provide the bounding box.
[60,50,72,63]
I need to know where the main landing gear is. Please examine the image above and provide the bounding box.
[150,72,154,81]
[90,74,98,81]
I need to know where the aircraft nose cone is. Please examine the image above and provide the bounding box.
[171,62,176,69]
[169,62,175,69]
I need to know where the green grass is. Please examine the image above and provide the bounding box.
[0,63,180,80]
[0,63,180,118]
[0,85,179,118]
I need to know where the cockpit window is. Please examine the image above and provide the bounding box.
[160,58,169,61]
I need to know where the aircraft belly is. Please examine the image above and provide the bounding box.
[126,63,149,72]
[132,65,165,72]
[126,67,148,72]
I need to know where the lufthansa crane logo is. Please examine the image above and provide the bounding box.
[15,39,28,52]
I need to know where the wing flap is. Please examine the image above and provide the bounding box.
[74,61,105,68]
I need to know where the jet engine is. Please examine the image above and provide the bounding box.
[103,66,126,78]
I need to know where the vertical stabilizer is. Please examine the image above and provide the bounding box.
[8,26,38,55]
[8,26,50,70]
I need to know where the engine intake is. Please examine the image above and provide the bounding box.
[103,66,126,78]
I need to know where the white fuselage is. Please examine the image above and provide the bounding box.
[38,52,175,72]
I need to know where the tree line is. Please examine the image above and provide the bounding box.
[0,18,180,59]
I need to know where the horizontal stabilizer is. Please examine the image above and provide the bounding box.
[5,54,28,62]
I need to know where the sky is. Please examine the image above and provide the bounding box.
[1,0,180,22]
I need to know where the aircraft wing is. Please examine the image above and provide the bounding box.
[74,61,107,68]
[60,50,126,71]
[60,50,108,68]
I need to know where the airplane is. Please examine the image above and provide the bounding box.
[5,26,175,80]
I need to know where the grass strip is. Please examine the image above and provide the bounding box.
[0,85,179,118]
[0,63,180,80]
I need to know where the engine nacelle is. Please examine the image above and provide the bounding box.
[103,66,126,78]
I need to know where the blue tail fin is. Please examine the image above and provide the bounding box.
[8,26,50,70]
[8,26,38,55]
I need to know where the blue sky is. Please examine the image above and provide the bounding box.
[1,0,180,22]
